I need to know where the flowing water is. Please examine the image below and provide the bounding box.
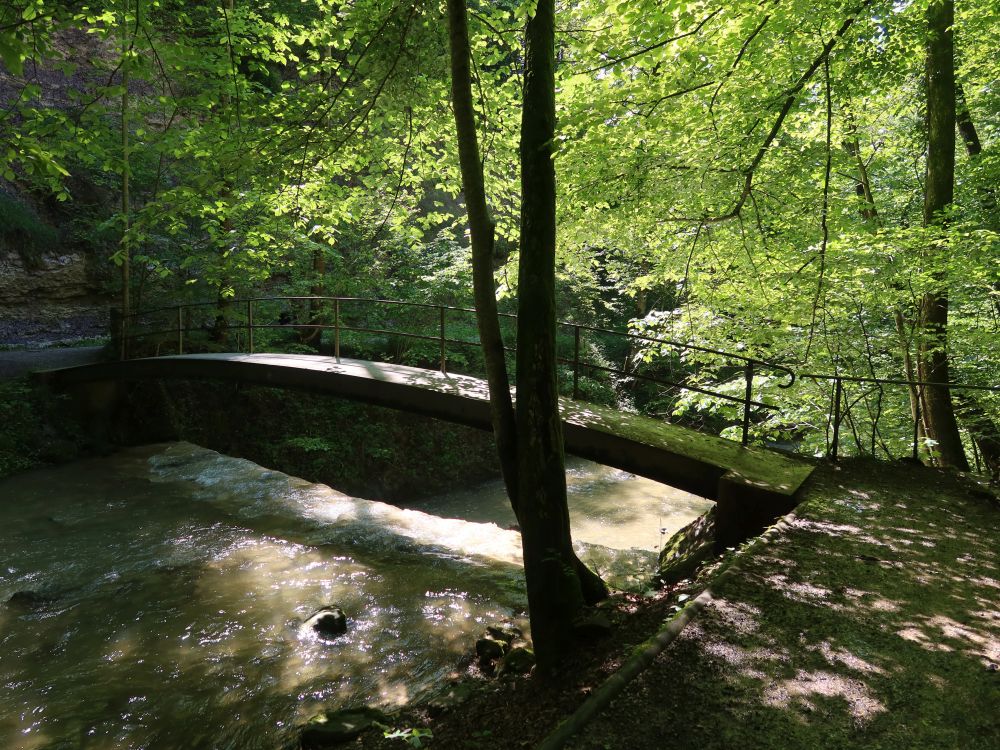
[0,443,711,749]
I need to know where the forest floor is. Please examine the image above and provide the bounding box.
[351,459,1000,750]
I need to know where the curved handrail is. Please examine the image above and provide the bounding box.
[122,295,797,445]
[119,295,999,460]
[126,295,795,381]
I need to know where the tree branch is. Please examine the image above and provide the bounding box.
[692,0,872,226]
[578,7,723,75]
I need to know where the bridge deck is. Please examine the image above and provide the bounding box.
[39,353,815,545]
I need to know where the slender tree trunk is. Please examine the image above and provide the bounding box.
[119,0,131,359]
[517,0,594,671]
[894,311,927,452]
[445,0,518,500]
[918,0,968,470]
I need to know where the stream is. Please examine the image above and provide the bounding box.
[0,442,711,749]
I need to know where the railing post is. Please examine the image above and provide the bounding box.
[122,312,129,361]
[741,361,754,445]
[247,299,254,354]
[573,324,581,399]
[112,308,126,361]
[177,305,184,354]
[912,386,922,462]
[831,376,843,461]
[334,298,341,363]
[439,305,447,374]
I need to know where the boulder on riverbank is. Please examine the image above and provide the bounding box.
[300,707,390,748]
[657,506,717,586]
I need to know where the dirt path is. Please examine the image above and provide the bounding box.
[0,346,106,380]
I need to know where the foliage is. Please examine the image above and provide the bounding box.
[376,722,434,748]
[0,378,86,478]
[0,193,58,265]
[0,0,996,462]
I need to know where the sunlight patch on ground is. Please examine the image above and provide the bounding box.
[683,622,788,677]
[839,587,903,613]
[895,613,1000,665]
[762,670,886,725]
[788,518,890,549]
[708,598,762,635]
[811,641,886,675]
[762,574,836,606]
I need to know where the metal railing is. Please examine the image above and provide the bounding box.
[119,295,796,446]
[800,372,1000,463]
[119,296,999,465]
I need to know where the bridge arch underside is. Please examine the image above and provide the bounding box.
[39,354,814,548]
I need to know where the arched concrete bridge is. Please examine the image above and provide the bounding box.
[38,352,815,548]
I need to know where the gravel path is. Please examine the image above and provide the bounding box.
[0,346,107,380]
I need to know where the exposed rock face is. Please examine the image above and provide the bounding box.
[657,506,717,586]
[0,249,110,345]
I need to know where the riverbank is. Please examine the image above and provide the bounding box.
[354,459,1000,749]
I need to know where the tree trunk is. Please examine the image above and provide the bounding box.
[445,0,518,500]
[517,0,592,671]
[952,82,1000,475]
[119,0,131,359]
[918,0,968,470]
[301,248,326,346]
[448,0,608,673]
[955,83,983,159]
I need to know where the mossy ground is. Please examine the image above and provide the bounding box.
[355,460,1000,749]
[574,461,1000,750]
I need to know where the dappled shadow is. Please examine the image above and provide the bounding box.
[0,444,529,750]
[572,461,1000,749]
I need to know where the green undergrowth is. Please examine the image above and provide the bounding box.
[118,380,501,501]
[0,193,58,268]
[0,378,87,479]
[577,460,1000,749]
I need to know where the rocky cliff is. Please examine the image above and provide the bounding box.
[0,246,110,346]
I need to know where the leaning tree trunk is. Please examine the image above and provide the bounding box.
[917,0,968,470]
[446,0,519,499]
